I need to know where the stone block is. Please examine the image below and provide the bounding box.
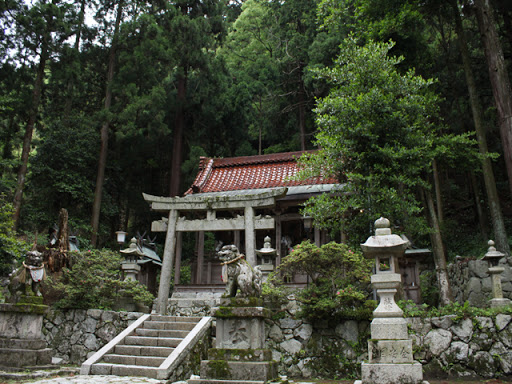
[469,260,489,278]
[200,360,277,381]
[360,361,424,384]
[451,318,473,343]
[496,314,511,331]
[424,328,452,356]
[368,339,413,364]
[431,315,454,330]
[280,338,302,355]
[370,317,408,340]
[293,323,313,342]
[336,320,359,343]
[216,316,265,349]
[0,308,45,339]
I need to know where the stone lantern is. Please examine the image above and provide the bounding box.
[482,240,511,308]
[356,217,427,384]
[120,237,143,281]
[256,236,276,281]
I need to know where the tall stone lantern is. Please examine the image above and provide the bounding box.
[120,237,143,281]
[355,217,428,384]
[482,240,511,308]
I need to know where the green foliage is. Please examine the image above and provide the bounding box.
[267,241,372,320]
[419,270,439,307]
[0,195,30,276]
[49,249,154,310]
[299,36,477,246]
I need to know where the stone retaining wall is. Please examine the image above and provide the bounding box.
[43,309,144,364]
[448,257,512,307]
[43,304,512,380]
[261,298,512,380]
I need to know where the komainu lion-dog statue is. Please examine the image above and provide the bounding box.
[8,250,46,302]
[219,245,262,298]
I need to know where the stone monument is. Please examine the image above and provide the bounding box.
[355,217,428,384]
[0,250,52,369]
[188,245,278,384]
[482,240,511,308]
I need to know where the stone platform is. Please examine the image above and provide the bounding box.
[188,298,278,384]
[0,299,52,368]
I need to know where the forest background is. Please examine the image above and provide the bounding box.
[1,0,512,269]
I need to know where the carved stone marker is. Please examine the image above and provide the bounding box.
[355,217,428,384]
[0,297,52,368]
[188,265,278,383]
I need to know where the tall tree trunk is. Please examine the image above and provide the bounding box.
[91,0,124,247]
[64,0,86,118]
[496,0,512,51]
[474,0,512,197]
[298,79,306,151]
[169,71,187,197]
[432,159,443,224]
[469,171,488,239]
[12,36,50,231]
[424,188,454,306]
[452,0,510,255]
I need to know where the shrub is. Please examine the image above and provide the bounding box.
[47,249,154,310]
[266,241,373,320]
[0,195,30,277]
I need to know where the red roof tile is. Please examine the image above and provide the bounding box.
[185,151,337,195]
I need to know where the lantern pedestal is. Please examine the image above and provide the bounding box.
[357,217,428,384]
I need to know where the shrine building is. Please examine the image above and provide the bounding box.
[143,151,339,313]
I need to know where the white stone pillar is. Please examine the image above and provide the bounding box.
[174,232,182,285]
[244,206,256,266]
[156,209,178,315]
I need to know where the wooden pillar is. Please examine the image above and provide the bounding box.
[156,209,178,315]
[196,231,205,284]
[275,213,282,266]
[174,232,182,285]
[207,262,212,284]
[244,206,256,266]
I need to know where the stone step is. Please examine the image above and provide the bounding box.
[150,315,202,322]
[135,328,189,338]
[0,348,52,368]
[144,321,197,331]
[125,335,183,348]
[114,344,174,357]
[103,353,165,367]
[90,363,158,378]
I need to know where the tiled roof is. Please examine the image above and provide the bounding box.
[185,151,337,195]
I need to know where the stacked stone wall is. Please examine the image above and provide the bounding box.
[42,309,144,364]
[448,257,512,307]
[42,304,512,380]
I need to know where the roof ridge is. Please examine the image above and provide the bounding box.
[212,150,314,168]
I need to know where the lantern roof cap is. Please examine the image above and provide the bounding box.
[361,217,409,254]
[482,240,505,261]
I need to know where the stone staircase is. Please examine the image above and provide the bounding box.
[81,314,212,380]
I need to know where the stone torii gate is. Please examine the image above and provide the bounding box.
[143,187,287,314]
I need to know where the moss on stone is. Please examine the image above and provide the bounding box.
[206,359,231,378]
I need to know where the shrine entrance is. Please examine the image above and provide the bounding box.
[143,188,287,314]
